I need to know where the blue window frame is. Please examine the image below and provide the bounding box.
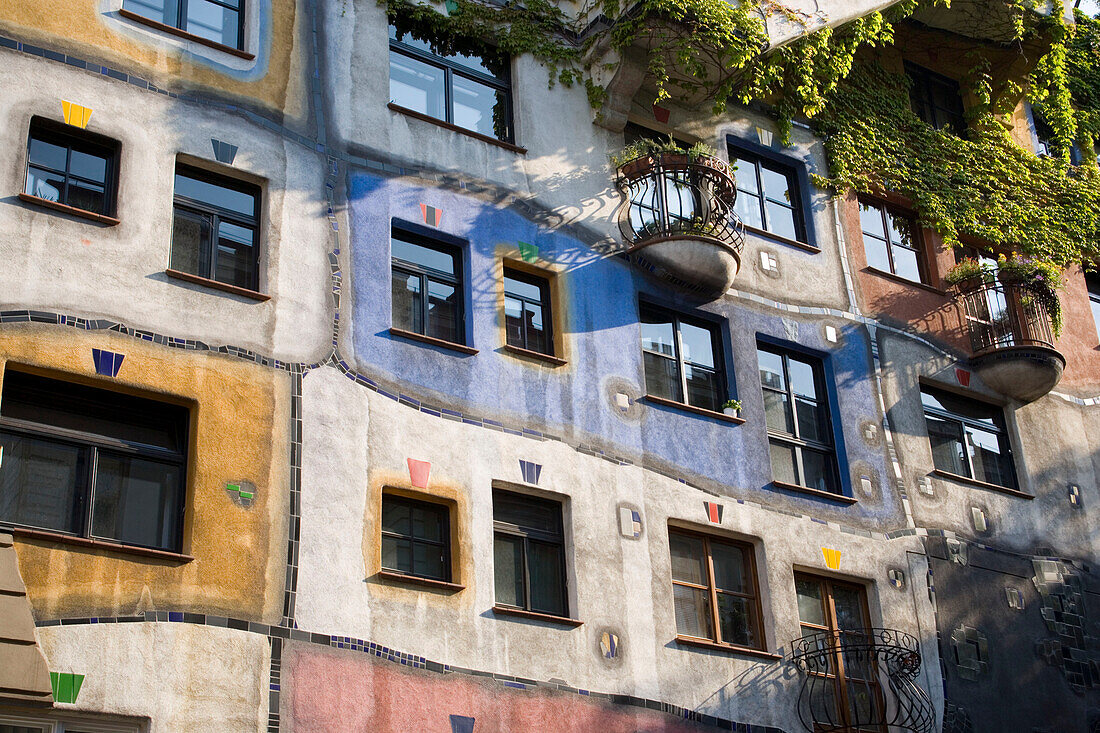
[727,137,817,249]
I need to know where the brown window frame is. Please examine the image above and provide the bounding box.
[380,493,452,583]
[503,266,554,356]
[857,198,927,285]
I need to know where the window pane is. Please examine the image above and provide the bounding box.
[967,426,1014,488]
[28,137,68,171]
[123,0,179,25]
[760,166,792,203]
[757,350,785,391]
[410,503,444,542]
[391,237,456,276]
[426,279,459,343]
[174,172,255,217]
[788,359,817,399]
[68,149,107,183]
[185,0,239,47]
[0,432,84,534]
[493,533,524,607]
[795,578,825,626]
[504,296,524,348]
[524,301,549,355]
[925,414,966,475]
[801,450,836,494]
[710,542,747,593]
[679,322,715,368]
[717,593,755,647]
[795,396,824,444]
[381,534,412,573]
[171,208,210,277]
[684,364,720,412]
[91,453,181,551]
[669,532,706,584]
[391,270,423,333]
[730,159,758,194]
[504,274,542,302]
[673,584,713,639]
[452,74,505,139]
[412,541,446,580]
[831,584,868,632]
[214,220,257,289]
[1089,292,1100,342]
[66,179,106,215]
[891,244,921,282]
[643,351,682,402]
[863,235,892,273]
[25,167,62,202]
[765,200,797,240]
[769,441,798,485]
[886,211,914,248]
[858,203,885,239]
[381,499,411,536]
[922,388,999,427]
[493,491,561,535]
[389,51,446,120]
[763,390,793,434]
[528,540,566,616]
[734,190,763,229]
[640,311,676,356]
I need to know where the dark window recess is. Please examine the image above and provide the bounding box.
[669,529,764,650]
[905,62,967,135]
[1088,275,1100,344]
[493,489,568,617]
[858,200,925,284]
[391,230,465,345]
[171,164,261,292]
[729,149,806,243]
[0,370,189,552]
[388,21,513,143]
[921,386,1017,490]
[757,344,840,494]
[123,0,244,50]
[640,304,726,413]
[503,268,553,355]
[381,495,451,582]
[24,118,119,217]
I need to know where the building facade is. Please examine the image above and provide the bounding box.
[0,1,1097,731]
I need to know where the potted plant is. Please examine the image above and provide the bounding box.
[611,137,720,176]
[993,254,1064,337]
[722,398,742,417]
[944,257,994,291]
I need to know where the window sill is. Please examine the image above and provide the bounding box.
[643,395,745,424]
[501,343,567,366]
[10,526,194,562]
[492,605,583,627]
[118,8,255,60]
[742,224,819,253]
[388,103,527,155]
[771,480,858,504]
[931,470,1033,500]
[862,267,947,296]
[18,193,120,226]
[377,569,465,592]
[674,635,782,661]
[164,268,270,302]
[389,327,478,355]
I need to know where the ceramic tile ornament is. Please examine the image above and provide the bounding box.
[652,104,670,124]
[407,458,431,489]
[517,241,538,263]
[704,501,723,524]
[211,138,239,165]
[61,101,91,128]
[822,547,842,570]
[519,460,541,485]
[420,204,442,227]
[50,672,84,704]
[955,368,971,387]
[91,348,124,377]
[600,631,620,659]
[450,715,475,733]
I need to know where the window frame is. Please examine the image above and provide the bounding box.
[492,488,569,618]
[904,61,967,135]
[502,266,554,356]
[390,224,467,347]
[727,140,811,247]
[0,370,190,554]
[122,0,245,51]
[757,342,841,496]
[379,493,452,583]
[388,23,514,144]
[668,526,765,652]
[1086,274,1100,344]
[639,301,728,413]
[171,163,262,293]
[857,198,927,284]
[920,385,1018,491]
[23,117,120,218]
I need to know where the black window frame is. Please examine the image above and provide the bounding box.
[905,62,967,135]
[503,267,554,356]
[171,162,262,292]
[122,0,245,51]
[857,198,927,284]
[380,493,452,583]
[727,144,808,245]
[0,370,189,553]
[1087,274,1100,344]
[492,489,569,617]
[390,224,467,346]
[23,117,120,218]
[920,385,1018,490]
[388,21,514,143]
[757,342,841,495]
[640,302,728,413]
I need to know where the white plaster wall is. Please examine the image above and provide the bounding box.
[0,51,333,364]
[36,623,270,733]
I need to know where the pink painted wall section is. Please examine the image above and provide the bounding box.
[283,642,718,733]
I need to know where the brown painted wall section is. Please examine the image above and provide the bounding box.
[0,325,290,623]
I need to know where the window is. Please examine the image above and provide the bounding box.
[729,148,805,243]
[905,62,966,134]
[493,489,568,617]
[1087,274,1100,343]
[381,494,451,582]
[391,229,465,345]
[921,386,1017,490]
[23,118,119,218]
[122,0,244,50]
[669,528,763,650]
[171,164,261,291]
[388,21,513,142]
[858,200,924,283]
[0,371,189,553]
[640,304,725,413]
[503,268,553,356]
[757,344,840,494]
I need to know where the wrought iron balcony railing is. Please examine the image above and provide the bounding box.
[790,628,935,733]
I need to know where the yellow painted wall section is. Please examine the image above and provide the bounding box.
[0,325,290,624]
[0,0,305,118]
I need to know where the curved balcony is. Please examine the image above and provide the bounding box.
[952,278,1065,403]
[615,153,745,299]
[790,628,935,733]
